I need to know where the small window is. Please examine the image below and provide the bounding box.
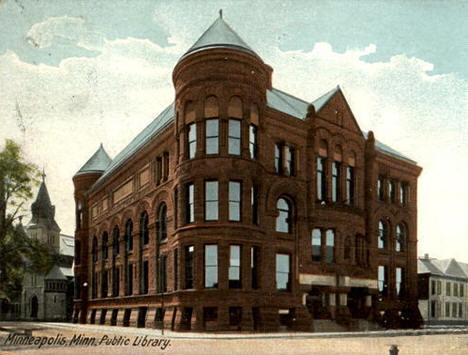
[249,124,257,159]
[205,119,219,154]
[275,198,291,233]
[229,245,241,289]
[205,245,218,288]
[250,246,259,289]
[185,183,194,224]
[378,265,387,295]
[346,166,354,205]
[311,229,321,262]
[125,219,133,251]
[185,245,194,289]
[276,254,291,291]
[229,181,241,221]
[396,224,405,252]
[377,177,384,201]
[205,181,219,221]
[400,182,408,205]
[317,157,326,201]
[158,204,167,241]
[187,123,197,159]
[396,267,404,296]
[140,211,149,245]
[228,120,241,155]
[275,144,282,173]
[446,282,451,296]
[285,146,295,176]
[112,226,119,256]
[251,185,259,225]
[378,220,387,249]
[325,229,335,263]
[388,180,396,203]
[331,162,341,202]
[142,260,149,294]
[229,307,242,327]
[102,232,108,260]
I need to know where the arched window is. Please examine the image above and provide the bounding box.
[276,197,292,233]
[92,237,97,263]
[158,203,167,241]
[112,226,119,256]
[125,219,133,251]
[102,232,108,260]
[396,224,405,252]
[378,220,387,249]
[140,211,149,245]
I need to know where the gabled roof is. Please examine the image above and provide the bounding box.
[362,131,416,164]
[74,144,112,177]
[418,257,468,279]
[45,265,67,280]
[181,13,258,61]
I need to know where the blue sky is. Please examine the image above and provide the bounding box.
[1,0,467,260]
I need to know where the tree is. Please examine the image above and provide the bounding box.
[0,139,58,301]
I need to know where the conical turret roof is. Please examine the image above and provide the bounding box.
[75,144,112,177]
[181,12,258,60]
[30,174,59,230]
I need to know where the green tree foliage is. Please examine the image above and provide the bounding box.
[0,139,58,300]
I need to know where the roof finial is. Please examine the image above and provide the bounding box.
[219,9,223,19]
[41,167,46,183]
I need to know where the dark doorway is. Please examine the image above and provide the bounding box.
[111,309,118,325]
[137,307,147,328]
[30,295,38,318]
[123,309,131,327]
[348,287,367,319]
[100,309,107,324]
[252,307,260,331]
[181,307,193,330]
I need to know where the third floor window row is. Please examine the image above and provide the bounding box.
[316,157,355,205]
[186,120,258,159]
[377,177,409,205]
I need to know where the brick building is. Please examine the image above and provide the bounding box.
[73,14,422,331]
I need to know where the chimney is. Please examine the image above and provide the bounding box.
[424,253,429,259]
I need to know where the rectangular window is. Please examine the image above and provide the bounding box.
[205,119,219,154]
[346,166,354,205]
[229,245,241,289]
[437,280,441,295]
[249,124,257,159]
[251,246,259,289]
[378,265,387,295]
[460,283,464,297]
[143,260,149,294]
[396,267,403,296]
[185,245,194,289]
[156,157,162,184]
[163,152,169,180]
[101,270,108,298]
[454,283,458,297]
[311,228,321,262]
[388,180,396,203]
[251,185,259,225]
[285,146,295,176]
[229,181,241,221]
[459,303,463,318]
[452,302,457,318]
[188,123,197,159]
[203,307,218,327]
[317,157,326,201]
[205,245,218,288]
[112,267,120,297]
[431,280,436,295]
[185,183,194,223]
[205,181,218,221]
[399,182,408,205]
[325,230,335,263]
[276,253,291,291]
[377,177,384,201]
[446,282,451,296]
[332,162,340,202]
[275,144,283,173]
[445,302,450,317]
[174,248,178,291]
[228,119,241,155]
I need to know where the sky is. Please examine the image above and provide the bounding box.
[1,0,467,261]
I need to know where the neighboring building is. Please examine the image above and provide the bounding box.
[418,254,468,326]
[73,14,422,332]
[20,176,74,321]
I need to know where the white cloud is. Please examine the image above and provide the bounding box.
[26,16,86,49]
